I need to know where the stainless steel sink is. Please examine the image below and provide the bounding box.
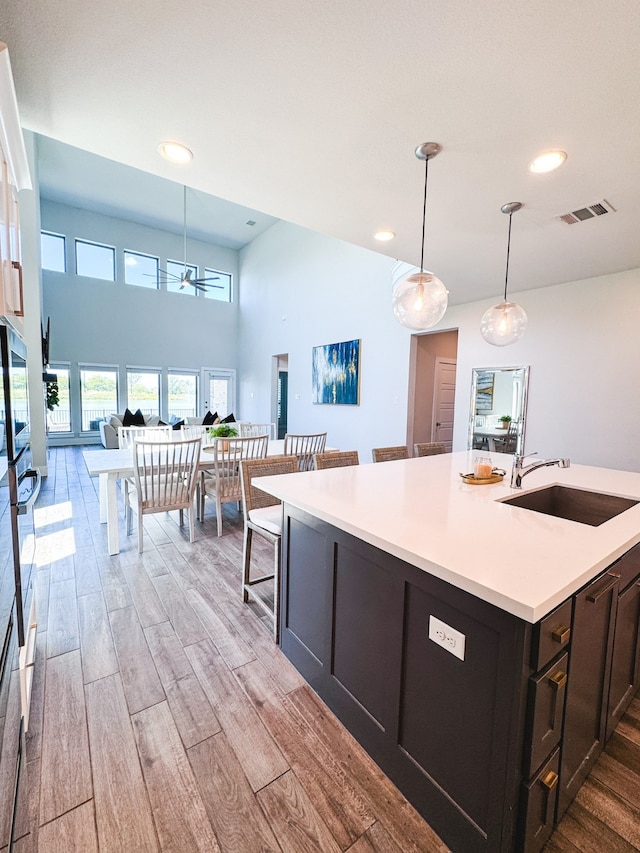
[500,485,639,526]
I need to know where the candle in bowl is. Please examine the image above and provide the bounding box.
[474,458,493,479]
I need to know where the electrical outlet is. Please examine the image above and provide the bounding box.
[428,615,466,661]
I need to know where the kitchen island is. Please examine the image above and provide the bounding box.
[256,451,640,853]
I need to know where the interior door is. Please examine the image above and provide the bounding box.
[432,358,456,450]
[277,370,288,439]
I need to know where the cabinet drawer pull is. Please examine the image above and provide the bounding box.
[586,573,619,604]
[541,770,559,791]
[548,670,567,690]
[551,625,570,644]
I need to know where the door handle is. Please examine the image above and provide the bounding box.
[16,468,42,515]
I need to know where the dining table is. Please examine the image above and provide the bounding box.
[472,425,511,451]
[83,438,334,554]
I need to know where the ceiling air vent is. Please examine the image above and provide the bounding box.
[556,198,616,225]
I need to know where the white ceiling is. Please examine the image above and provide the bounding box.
[2,1,640,305]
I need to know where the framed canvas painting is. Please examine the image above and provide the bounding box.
[312,339,360,405]
[475,370,495,411]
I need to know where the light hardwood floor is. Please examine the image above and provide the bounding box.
[14,447,640,852]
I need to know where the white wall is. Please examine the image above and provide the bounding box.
[41,200,240,370]
[239,221,640,472]
[447,267,640,471]
[238,221,408,459]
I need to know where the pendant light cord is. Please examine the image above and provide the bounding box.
[503,212,513,302]
[419,155,429,273]
[183,185,188,273]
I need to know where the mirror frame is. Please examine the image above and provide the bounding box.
[468,366,530,456]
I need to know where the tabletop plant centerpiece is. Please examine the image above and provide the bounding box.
[498,415,512,430]
[207,423,239,450]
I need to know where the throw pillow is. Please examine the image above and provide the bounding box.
[202,410,219,425]
[122,408,135,427]
[132,408,146,425]
[221,413,236,423]
[171,419,184,431]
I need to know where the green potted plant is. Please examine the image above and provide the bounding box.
[208,423,239,450]
[498,415,512,430]
[46,380,60,411]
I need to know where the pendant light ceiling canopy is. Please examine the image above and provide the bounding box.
[479,202,528,347]
[392,142,448,331]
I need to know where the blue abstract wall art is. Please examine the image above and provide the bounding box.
[312,339,360,405]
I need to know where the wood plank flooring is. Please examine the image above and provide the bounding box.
[14,446,640,852]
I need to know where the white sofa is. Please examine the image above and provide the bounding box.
[99,412,165,449]
[98,413,245,448]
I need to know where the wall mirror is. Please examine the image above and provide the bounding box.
[468,366,530,456]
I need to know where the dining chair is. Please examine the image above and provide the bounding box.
[314,450,359,469]
[118,425,174,510]
[200,434,269,536]
[239,421,277,440]
[283,432,327,471]
[125,437,201,553]
[414,442,446,457]
[117,424,173,448]
[239,454,298,642]
[371,445,409,463]
[494,421,518,454]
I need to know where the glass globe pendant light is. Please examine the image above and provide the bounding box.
[480,202,528,346]
[392,142,448,331]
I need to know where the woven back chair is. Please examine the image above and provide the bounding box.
[414,442,446,457]
[240,454,298,642]
[126,437,201,553]
[201,434,269,536]
[283,432,327,471]
[371,445,409,463]
[314,450,360,470]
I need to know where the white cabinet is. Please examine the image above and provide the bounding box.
[0,156,24,327]
[0,42,31,336]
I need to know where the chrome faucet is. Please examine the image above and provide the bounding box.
[511,452,571,489]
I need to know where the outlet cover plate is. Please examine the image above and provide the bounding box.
[429,615,466,661]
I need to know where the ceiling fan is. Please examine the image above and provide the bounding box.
[153,185,225,293]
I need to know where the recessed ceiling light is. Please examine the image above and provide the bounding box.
[374,229,396,241]
[529,150,567,174]
[158,141,193,163]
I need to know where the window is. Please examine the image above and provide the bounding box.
[80,367,118,431]
[127,370,160,418]
[204,269,232,302]
[166,260,198,294]
[76,240,116,281]
[202,369,235,419]
[41,232,66,272]
[124,251,159,288]
[47,366,71,433]
[168,372,198,419]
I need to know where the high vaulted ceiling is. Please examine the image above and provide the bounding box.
[1,1,640,305]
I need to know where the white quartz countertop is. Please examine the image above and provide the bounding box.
[255,451,640,623]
